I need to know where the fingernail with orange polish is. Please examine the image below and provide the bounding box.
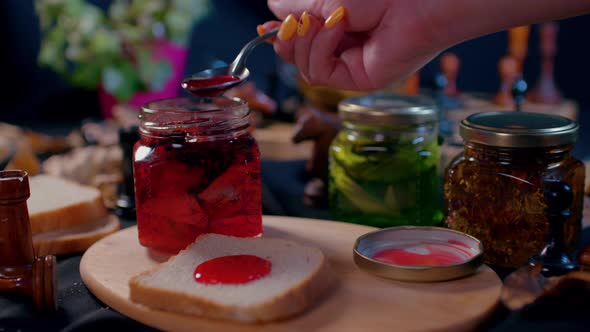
[278,14,297,41]
[258,24,277,43]
[324,6,346,28]
[257,24,266,36]
[297,11,311,37]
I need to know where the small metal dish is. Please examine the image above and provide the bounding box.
[353,226,484,282]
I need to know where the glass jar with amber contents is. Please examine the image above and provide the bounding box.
[133,97,261,253]
[444,112,585,268]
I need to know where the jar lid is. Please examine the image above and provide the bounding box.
[353,226,484,282]
[338,94,437,126]
[460,112,578,148]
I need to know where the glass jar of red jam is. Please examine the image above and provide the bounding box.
[133,97,262,253]
[444,112,585,268]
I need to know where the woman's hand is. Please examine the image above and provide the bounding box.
[260,0,590,91]
[258,0,443,91]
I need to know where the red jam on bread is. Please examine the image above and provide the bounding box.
[194,255,272,285]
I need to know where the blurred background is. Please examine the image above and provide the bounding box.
[2,1,589,141]
[0,0,589,205]
[1,0,279,123]
[2,1,589,140]
[1,3,589,330]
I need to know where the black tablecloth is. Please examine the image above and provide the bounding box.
[1,160,589,332]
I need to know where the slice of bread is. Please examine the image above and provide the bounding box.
[129,234,333,323]
[28,175,108,235]
[33,214,120,256]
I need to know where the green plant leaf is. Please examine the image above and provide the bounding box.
[35,0,211,90]
[64,0,84,15]
[136,47,172,91]
[101,64,140,102]
[38,28,67,73]
[165,12,189,44]
[70,64,102,89]
[89,28,121,57]
[108,0,128,22]
[150,60,172,91]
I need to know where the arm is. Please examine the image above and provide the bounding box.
[431,0,590,49]
[264,0,590,91]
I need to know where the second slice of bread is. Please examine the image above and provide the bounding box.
[33,214,120,256]
[129,234,333,323]
[28,175,108,235]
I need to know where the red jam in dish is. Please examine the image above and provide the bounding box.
[182,75,241,97]
[447,239,470,248]
[194,255,272,285]
[373,244,468,266]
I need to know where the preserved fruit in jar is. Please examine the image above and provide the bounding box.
[133,97,261,253]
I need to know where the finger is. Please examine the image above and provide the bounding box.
[257,21,281,43]
[332,38,436,91]
[334,45,376,90]
[272,14,298,64]
[258,20,292,62]
[299,71,312,84]
[268,0,382,31]
[293,12,322,79]
[297,5,378,90]
[306,17,347,84]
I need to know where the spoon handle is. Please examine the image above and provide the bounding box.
[229,28,279,75]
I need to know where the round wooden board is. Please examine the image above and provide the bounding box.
[80,216,501,332]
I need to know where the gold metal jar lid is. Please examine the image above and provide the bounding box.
[460,112,578,148]
[353,226,484,282]
[338,94,437,126]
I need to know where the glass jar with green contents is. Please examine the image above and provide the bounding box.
[329,94,442,227]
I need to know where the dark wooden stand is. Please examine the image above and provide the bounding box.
[0,170,57,310]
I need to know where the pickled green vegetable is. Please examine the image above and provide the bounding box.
[329,128,443,227]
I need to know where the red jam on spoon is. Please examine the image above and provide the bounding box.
[194,255,272,285]
[182,75,241,97]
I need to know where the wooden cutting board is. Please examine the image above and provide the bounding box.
[80,216,502,332]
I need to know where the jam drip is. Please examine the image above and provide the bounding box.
[182,75,241,97]
[194,255,272,285]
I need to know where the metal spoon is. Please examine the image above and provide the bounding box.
[181,28,279,96]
